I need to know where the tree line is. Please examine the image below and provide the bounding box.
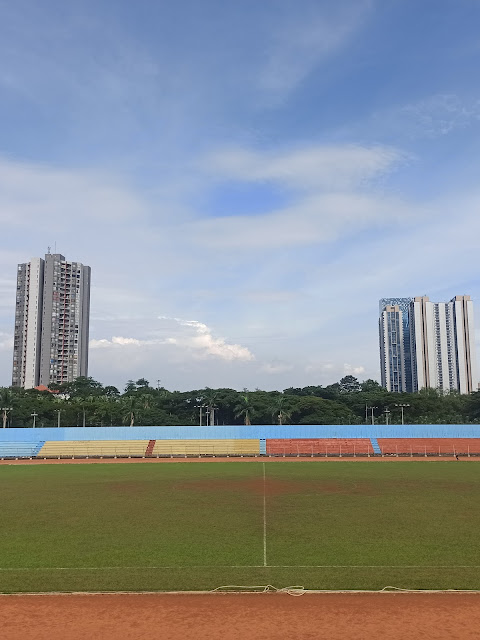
[1,375,480,428]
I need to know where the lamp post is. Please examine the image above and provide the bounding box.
[1,407,13,428]
[208,405,218,426]
[55,409,61,428]
[394,403,410,425]
[31,412,38,428]
[384,407,391,426]
[367,406,378,426]
[194,404,206,427]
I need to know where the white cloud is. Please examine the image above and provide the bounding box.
[373,94,480,140]
[343,363,366,376]
[0,157,146,227]
[260,360,294,374]
[163,317,255,362]
[90,336,146,348]
[194,143,415,250]
[304,361,365,378]
[400,94,480,137]
[257,2,372,100]
[191,191,415,250]
[205,144,404,191]
[90,317,254,363]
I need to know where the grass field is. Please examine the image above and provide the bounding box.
[1,460,479,593]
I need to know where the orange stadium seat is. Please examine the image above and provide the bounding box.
[377,438,480,455]
[266,438,374,455]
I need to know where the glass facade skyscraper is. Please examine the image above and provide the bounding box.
[379,298,413,392]
[379,296,477,395]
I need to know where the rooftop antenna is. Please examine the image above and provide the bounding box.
[54,241,57,254]
[47,246,51,255]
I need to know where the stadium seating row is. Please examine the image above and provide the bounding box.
[31,439,261,458]
[2,438,480,459]
[151,439,260,455]
[0,441,45,458]
[266,438,374,455]
[377,438,480,455]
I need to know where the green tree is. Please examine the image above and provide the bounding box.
[63,376,104,398]
[0,388,15,428]
[339,375,361,393]
[291,396,356,425]
[122,395,138,427]
[270,395,291,425]
[234,391,254,426]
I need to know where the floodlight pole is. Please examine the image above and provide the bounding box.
[31,412,38,428]
[195,404,205,427]
[394,403,410,425]
[367,406,378,426]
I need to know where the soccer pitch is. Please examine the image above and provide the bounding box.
[1,461,479,593]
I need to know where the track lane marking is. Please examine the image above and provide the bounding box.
[1,565,480,570]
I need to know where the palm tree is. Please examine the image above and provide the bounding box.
[0,388,15,428]
[234,391,253,426]
[122,395,139,427]
[202,388,218,426]
[96,396,119,427]
[270,395,291,426]
[71,395,97,427]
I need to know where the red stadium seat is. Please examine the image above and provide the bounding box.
[266,438,373,455]
[377,438,480,455]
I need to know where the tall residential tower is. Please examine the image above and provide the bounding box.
[12,252,91,389]
[379,297,413,392]
[379,295,477,394]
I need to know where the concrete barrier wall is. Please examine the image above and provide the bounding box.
[2,424,480,442]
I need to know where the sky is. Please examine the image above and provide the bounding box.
[1,0,480,392]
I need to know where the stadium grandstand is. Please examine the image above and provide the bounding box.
[1,425,480,459]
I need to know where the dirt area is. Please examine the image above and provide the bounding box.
[1,592,479,640]
[177,477,377,496]
[2,455,477,466]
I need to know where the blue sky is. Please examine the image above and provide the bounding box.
[1,0,480,391]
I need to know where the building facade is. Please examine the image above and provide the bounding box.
[12,253,91,389]
[379,297,413,392]
[379,295,477,394]
[379,305,406,392]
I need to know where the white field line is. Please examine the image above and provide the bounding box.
[1,565,480,571]
[3,589,480,596]
[263,462,267,567]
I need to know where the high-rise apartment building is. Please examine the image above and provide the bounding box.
[12,252,91,389]
[379,295,477,394]
[379,304,406,392]
[379,297,413,392]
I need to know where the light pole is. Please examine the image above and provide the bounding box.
[367,406,378,426]
[394,403,410,425]
[208,405,218,426]
[31,412,38,428]
[194,404,206,426]
[55,409,61,428]
[1,407,13,428]
[384,407,391,426]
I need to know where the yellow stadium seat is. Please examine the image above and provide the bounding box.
[151,439,260,456]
